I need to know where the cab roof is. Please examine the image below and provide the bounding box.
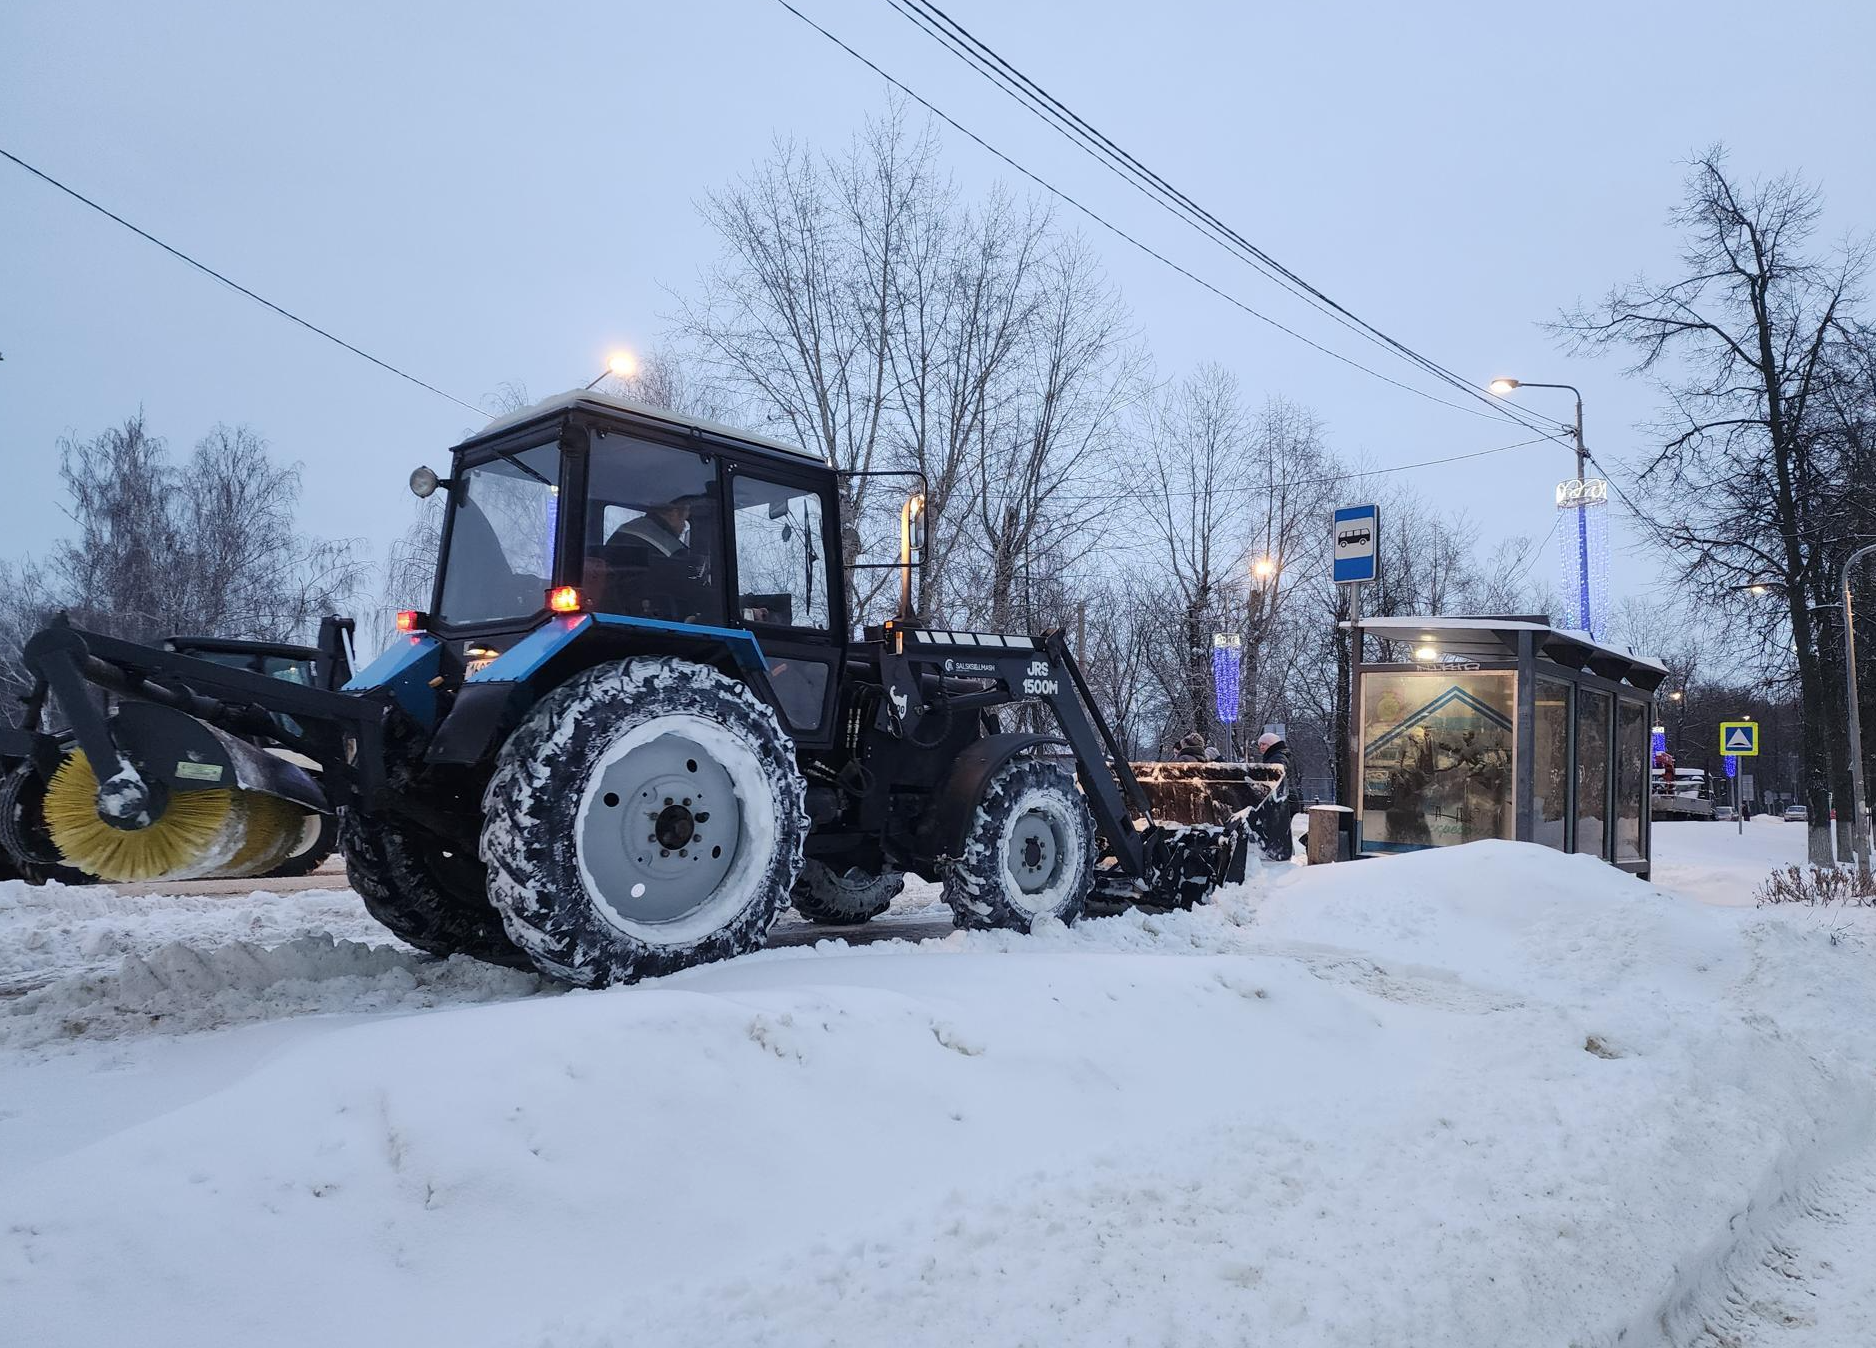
[463,390,828,465]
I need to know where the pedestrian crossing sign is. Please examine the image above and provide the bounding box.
[1719,721,1759,757]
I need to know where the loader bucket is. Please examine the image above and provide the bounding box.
[1128,761,1294,902]
[1128,761,1279,827]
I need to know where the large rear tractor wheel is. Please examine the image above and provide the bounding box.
[790,860,904,925]
[340,774,527,965]
[942,757,1095,932]
[481,658,807,987]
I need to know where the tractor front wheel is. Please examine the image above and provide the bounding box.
[340,762,527,966]
[480,658,807,986]
[942,757,1094,932]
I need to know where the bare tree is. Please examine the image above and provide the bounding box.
[1,415,363,700]
[885,187,1045,622]
[1558,148,1869,862]
[676,106,942,621]
[964,236,1140,634]
[1137,364,1255,750]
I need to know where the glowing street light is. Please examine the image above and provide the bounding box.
[1251,556,1277,582]
[585,350,638,390]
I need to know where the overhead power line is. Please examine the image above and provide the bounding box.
[1,147,487,417]
[764,0,1570,439]
[1044,433,1558,506]
[884,0,1562,442]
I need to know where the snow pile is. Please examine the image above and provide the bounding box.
[1,934,548,1052]
[5,835,1876,1346]
[0,878,396,993]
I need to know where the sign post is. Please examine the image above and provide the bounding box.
[1719,722,1759,837]
[1333,505,1380,837]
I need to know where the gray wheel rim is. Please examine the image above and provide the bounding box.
[579,731,742,928]
[1006,808,1065,896]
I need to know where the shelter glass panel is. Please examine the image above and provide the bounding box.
[1359,670,1516,851]
[1533,678,1572,851]
[1615,698,1647,862]
[1575,689,1612,858]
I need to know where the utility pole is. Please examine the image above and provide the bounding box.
[1843,543,1876,871]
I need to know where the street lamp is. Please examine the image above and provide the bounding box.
[585,350,638,390]
[1842,544,1876,870]
[1251,556,1277,582]
[1488,378,1586,482]
[1494,377,1598,635]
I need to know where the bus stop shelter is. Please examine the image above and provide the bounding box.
[1347,616,1668,877]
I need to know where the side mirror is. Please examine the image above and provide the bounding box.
[409,465,448,499]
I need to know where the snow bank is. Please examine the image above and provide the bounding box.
[0,878,397,993]
[1,933,547,1052]
[6,839,1876,1347]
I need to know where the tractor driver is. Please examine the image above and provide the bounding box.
[597,493,717,623]
[613,500,693,558]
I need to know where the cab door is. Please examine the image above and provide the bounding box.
[723,460,846,746]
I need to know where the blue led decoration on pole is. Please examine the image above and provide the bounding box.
[1723,753,1738,780]
[1556,478,1610,640]
[1651,724,1667,756]
[1211,633,1242,724]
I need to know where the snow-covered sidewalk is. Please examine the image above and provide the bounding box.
[3,824,1875,1346]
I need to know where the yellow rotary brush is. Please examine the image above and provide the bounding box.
[42,751,238,883]
[219,791,307,879]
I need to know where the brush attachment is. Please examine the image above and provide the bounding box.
[218,790,307,878]
[41,751,256,883]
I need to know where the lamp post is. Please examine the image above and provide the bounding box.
[1489,378,1587,481]
[1491,378,1600,636]
[1841,543,1876,870]
[585,351,638,391]
[1240,555,1279,761]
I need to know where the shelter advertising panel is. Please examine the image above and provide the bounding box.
[1359,670,1516,852]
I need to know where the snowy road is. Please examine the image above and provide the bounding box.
[5,821,1876,1346]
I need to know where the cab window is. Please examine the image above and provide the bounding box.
[582,437,725,626]
[436,443,562,625]
[730,473,830,631]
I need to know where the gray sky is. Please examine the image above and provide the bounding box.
[5,0,1873,614]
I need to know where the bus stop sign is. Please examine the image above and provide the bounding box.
[1333,505,1379,584]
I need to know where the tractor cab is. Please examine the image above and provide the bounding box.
[415,391,848,742]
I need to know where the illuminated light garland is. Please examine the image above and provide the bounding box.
[1556,489,1610,640]
[1211,633,1242,724]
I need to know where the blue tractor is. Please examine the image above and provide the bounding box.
[1,393,1265,985]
